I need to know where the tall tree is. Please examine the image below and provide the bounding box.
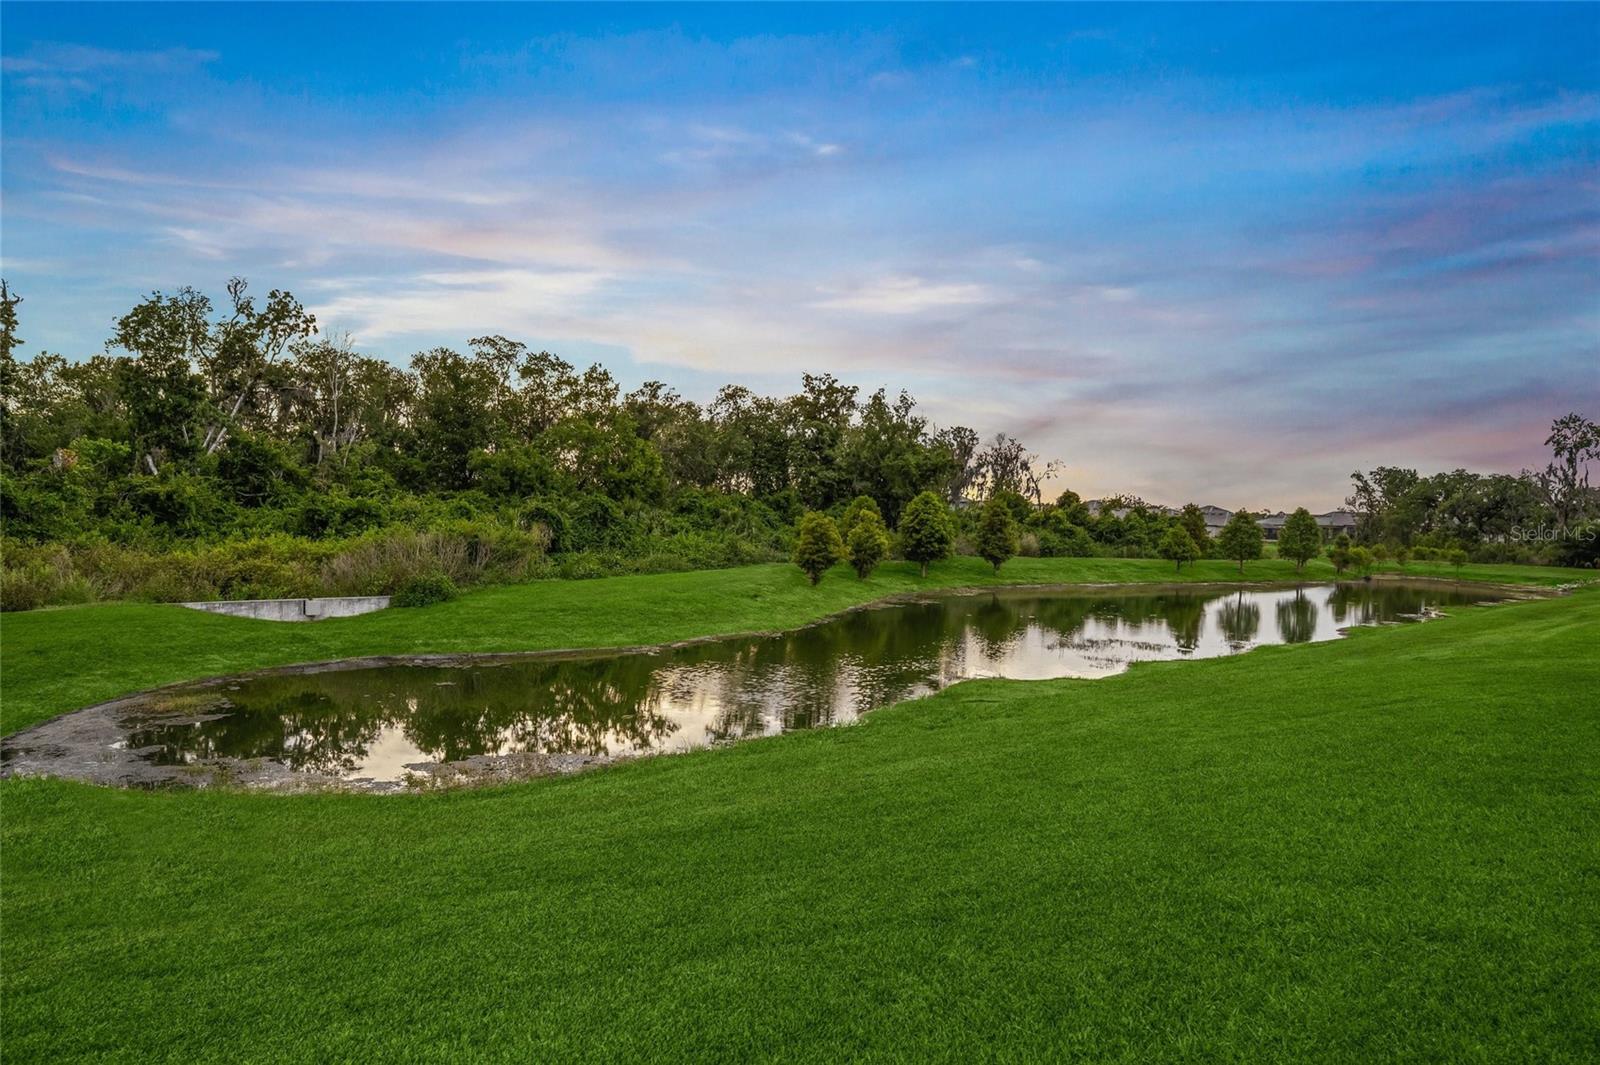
[1533,413,1599,531]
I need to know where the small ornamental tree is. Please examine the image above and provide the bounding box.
[1216,509,1264,574]
[1350,545,1376,578]
[839,494,882,542]
[1277,507,1322,572]
[1158,525,1201,572]
[1328,532,1353,575]
[793,511,844,585]
[847,510,891,579]
[898,490,954,577]
[1446,547,1468,576]
[1394,544,1411,570]
[975,496,1020,573]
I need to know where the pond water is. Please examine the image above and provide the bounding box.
[2,581,1506,791]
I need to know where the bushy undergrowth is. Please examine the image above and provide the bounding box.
[390,572,459,608]
[0,511,794,611]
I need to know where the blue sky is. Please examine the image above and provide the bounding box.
[3,3,1597,508]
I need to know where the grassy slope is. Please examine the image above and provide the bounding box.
[2,587,1597,1061]
[2,555,1591,735]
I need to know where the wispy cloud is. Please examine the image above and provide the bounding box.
[813,276,998,315]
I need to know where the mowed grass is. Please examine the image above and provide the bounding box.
[2,554,1591,735]
[2,581,1597,1061]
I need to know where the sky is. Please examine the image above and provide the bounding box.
[2,3,1597,509]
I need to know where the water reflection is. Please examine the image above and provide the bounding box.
[122,582,1493,783]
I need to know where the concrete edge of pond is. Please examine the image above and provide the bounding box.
[3,576,1561,748]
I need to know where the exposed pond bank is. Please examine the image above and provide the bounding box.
[2,579,1532,793]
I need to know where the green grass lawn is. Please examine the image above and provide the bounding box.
[1,565,1597,1060]
[2,555,1591,736]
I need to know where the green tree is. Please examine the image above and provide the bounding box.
[1350,545,1375,577]
[838,494,883,542]
[975,496,1019,573]
[1327,533,1353,575]
[846,510,890,579]
[792,511,845,585]
[1158,525,1201,572]
[1216,510,1263,574]
[898,490,954,577]
[1276,508,1322,572]
[1177,503,1211,555]
[1445,547,1469,576]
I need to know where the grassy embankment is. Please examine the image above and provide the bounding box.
[1,554,1590,736]
[1,560,1597,1060]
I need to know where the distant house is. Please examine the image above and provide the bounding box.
[1254,510,1358,542]
[1081,500,1356,542]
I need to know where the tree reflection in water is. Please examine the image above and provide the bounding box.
[1275,590,1320,645]
[125,582,1497,782]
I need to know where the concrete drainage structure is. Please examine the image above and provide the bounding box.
[180,596,392,622]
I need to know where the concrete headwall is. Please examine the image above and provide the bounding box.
[180,596,392,622]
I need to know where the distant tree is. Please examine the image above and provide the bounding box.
[847,510,891,579]
[1216,509,1263,574]
[1276,508,1322,572]
[1350,545,1376,578]
[838,494,882,542]
[1445,547,1469,576]
[975,496,1019,573]
[1394,544,1411,570]
[1158,525,1201,572]
[898,490,954,577]
[1178,503,1211,555]
[1532,412,1600,532]
[1327,532,1353,575]
[793,511,845,585]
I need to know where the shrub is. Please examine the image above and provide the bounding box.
[391,572,459,608]
[0,569,49,612]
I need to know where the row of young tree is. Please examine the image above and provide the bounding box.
[791,496,1481,588]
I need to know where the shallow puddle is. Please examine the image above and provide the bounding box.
[1,581,1507,791]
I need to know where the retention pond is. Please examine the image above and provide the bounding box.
[2,581,1509,791]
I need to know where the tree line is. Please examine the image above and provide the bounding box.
[0,277,1594,609]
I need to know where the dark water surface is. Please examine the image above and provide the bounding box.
[4,582,1506,790]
